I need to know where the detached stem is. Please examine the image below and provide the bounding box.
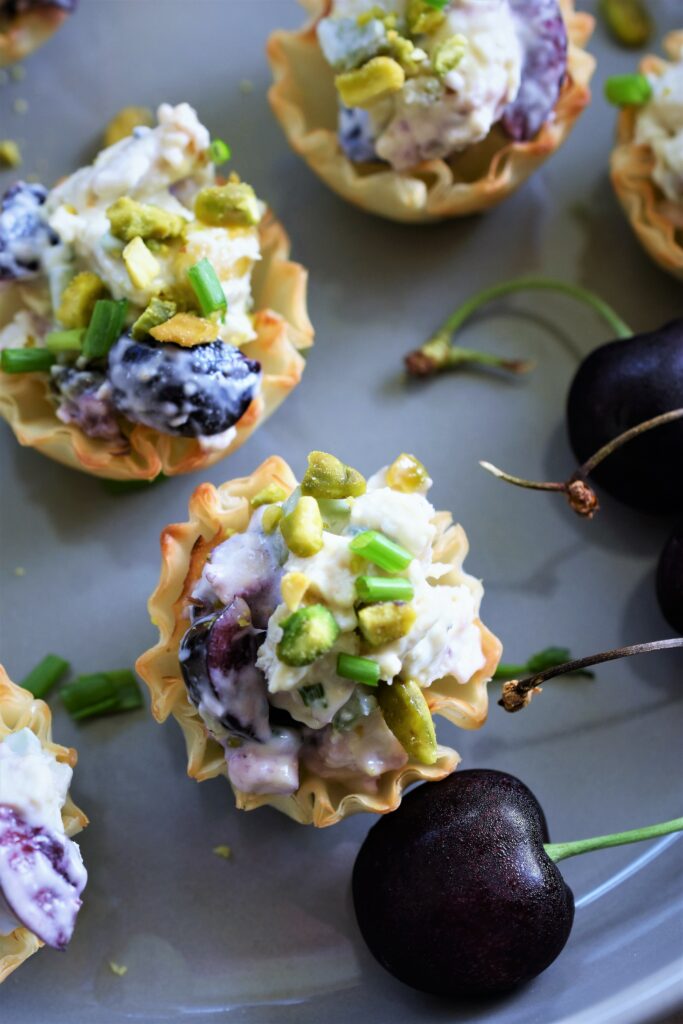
[545,817,683,863]
[481,408,683,518]
[498,638,683,713]
[405,276,633,377]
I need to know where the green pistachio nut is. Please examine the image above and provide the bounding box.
[194,183,262,228]
[301,451,366,499]
[131,297,178,340]
[433,34,468,77]
[261,505,283,534]
[335,56,405,108]
[251,483,289,508]
[280,496,324,557]
[386,453,429,493]
[407,0,446,34]
[107,196,186,242]
[277,605,341,667]
[358,602,417,646]
[378,679,438,765]
[57,272,109,329]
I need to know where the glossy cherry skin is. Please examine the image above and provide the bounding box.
[352,769,574,997]
[567,322,683,514]
[657,524,683,634]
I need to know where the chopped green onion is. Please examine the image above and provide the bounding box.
[424,0,448,8]
[337,653,380,687]
[61,669,143,721]
[349,530,413,573]
[1,348,55,374]
[187,258,227,317]
[355,576,414,604]
[300,683,327,707]
[82,299,128,360]
[20,654,70,699]
[45,328,85,354]
[209,138,232,164]
[604,73,652,108]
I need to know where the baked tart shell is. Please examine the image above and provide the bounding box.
[0,667,87,983]
[610,31,683,281]
[0,211,314,480]
[267,0,595,224]
[136,457,503,828]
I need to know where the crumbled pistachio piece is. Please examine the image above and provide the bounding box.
[251,483,289,508]
[335,56,406,109]
[262,505,283,534]
[107,196,186,242]
[301,451,366,500]
[280,496,324,557]
[378,679,437,765]
[386,453,429,493]
[212,845,232,859]
[407,0,446,34]
[433,34,468,77]
[149,312,217,347]
[277,604,340,667]
[386,32,427,75]
[122,236,160,290]
[104,105,154,146]
[358,602,417,646]
[0,140,21,168]
[131,297,177,341]
[109,962,128,977]
[57,272,108,329]
[281,571,312,612]
[357,8,398,30]
[194,183,262,228]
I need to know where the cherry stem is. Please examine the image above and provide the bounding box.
[481,408,683,518]
[544,816,683,863]
[498,638,683,713]
[404,276,633,377]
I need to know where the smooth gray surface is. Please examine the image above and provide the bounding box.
[1,1,682,1022]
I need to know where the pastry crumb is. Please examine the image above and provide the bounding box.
[0,140,22,168]
[10,65,26,82]
[239,79,254,94]
[13,567,26,577]
[212,844,232,860]
[13,98,29,115]
[109,962,128,976]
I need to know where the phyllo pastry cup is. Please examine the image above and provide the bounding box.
[267,0,595,224]
[0,667,87,983]
[0,1,74,67]
[0,211,313,480]
[137,455,502,828]
[610,32,683,282]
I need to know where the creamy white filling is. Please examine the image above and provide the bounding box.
[327,0,522,169]
[43,103,262,341]
[0,729,74,938]
[635,62,683,205]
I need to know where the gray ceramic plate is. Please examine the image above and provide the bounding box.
[1,1,682,1021]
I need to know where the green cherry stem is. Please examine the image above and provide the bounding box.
[545,817,683,863]
[404,276,633,378]
[481,408,683,519]
[498,638,683,713]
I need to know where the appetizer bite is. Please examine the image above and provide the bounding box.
[610,31,683,281]
[0,103,312,480]
[137,452,501,826]
[268,0,595,222]
[0,666,87,983]
[0,0,76,66]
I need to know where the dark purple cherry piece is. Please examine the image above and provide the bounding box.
[657,524,683,634]
[0,805,86,950]
[180,597,270,741]
[502,0,568,141]
[0,182,59,283]
[352,770,574,996]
